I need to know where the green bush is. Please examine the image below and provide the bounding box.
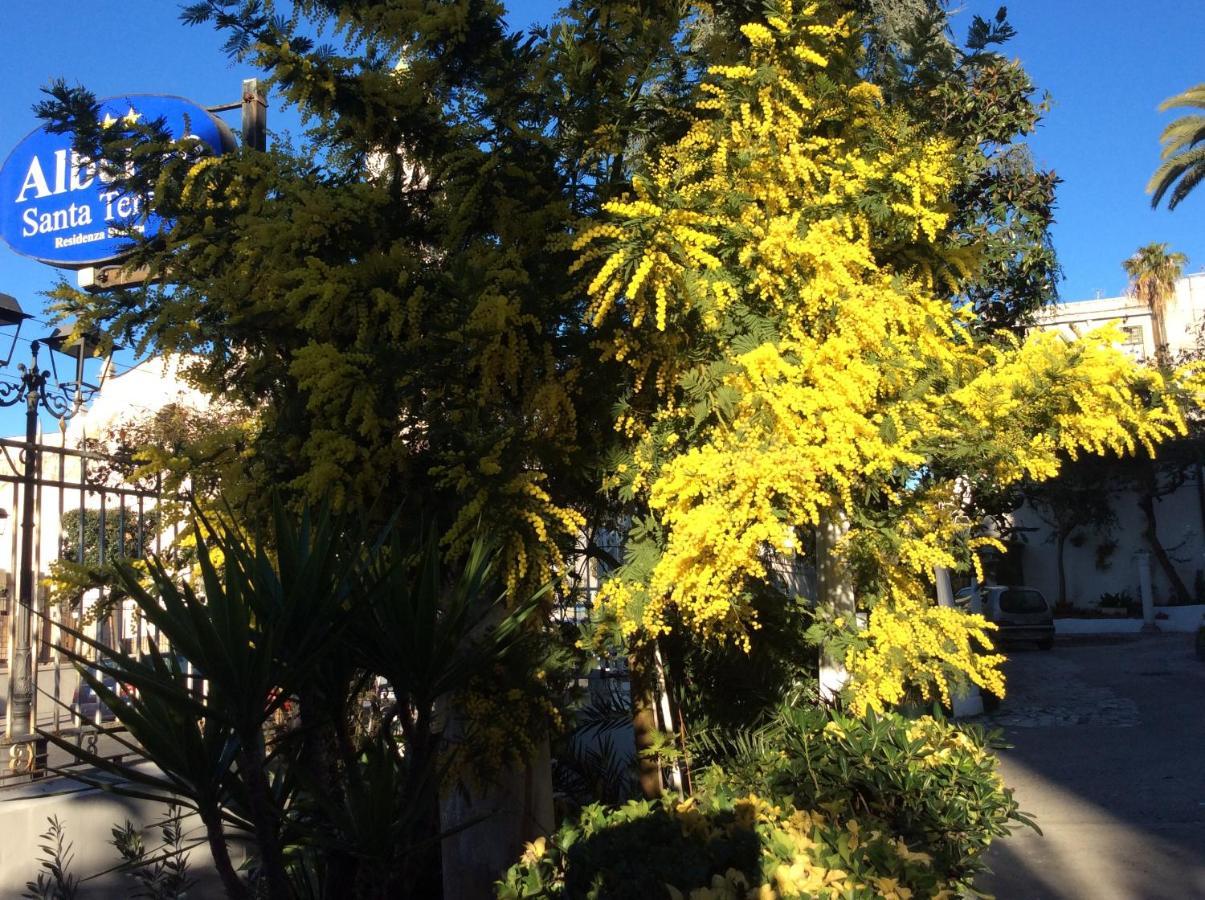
[1097,590,1133,608]
[500,709,1032,898]
[46,506,561,900]
[498,791,963,899]
[696,707,1034,886]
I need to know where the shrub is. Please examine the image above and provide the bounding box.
[45,507,561,900]
[500,710,1032,898]
[696,707,1033,886]
[498,792,964,899]
[1098,590,1133,608]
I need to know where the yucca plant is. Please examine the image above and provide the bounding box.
[41,503,551,899]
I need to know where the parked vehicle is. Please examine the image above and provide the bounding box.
[70,665,130,723]
[958,585,1055,650]
[73,652,201,723]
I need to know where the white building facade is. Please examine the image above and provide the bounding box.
[1031,272,1205,364]
[1011,273,1205,608]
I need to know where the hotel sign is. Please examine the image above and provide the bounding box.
[0,94,234,268]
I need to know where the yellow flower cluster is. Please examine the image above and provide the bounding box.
[437,464,585,596]
[579,2,1201,707]
[844,601,1005,714]
[452,673,565,789]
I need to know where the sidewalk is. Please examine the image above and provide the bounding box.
[976,635,1205,899]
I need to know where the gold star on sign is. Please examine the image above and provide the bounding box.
[101,112,118,128]
[123,107,142,125]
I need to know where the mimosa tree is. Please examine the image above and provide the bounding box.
[576,1,1197,712]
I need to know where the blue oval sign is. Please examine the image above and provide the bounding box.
[0,94,235,268]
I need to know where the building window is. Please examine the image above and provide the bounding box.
[1121,324,1146,361]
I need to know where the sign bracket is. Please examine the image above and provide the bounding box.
[74,79,266,293]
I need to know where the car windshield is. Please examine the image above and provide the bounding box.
[999,589,1047,614]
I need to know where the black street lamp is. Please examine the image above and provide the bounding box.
[0,292,112,769]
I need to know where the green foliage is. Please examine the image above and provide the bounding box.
[82,401,256,512]
[1125,242,1187,367]
[58,506,162,567]
[23,807,194,900]
[498,796,766,900]
[46,505,163,620]
[36,0,634,585]
[691,705,1033,887]
[109,805,194,900]
[23,816,78,900]
[33,0,1064,588]
[660,583,820,732]
[43,503,560,900]
[857,1,1060,330]
[501,708,1029,897]
[551,677,639,816]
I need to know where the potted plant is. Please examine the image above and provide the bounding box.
[1097,590,1132,617]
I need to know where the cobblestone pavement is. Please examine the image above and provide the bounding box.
[975,634,1205,900]
[973,640,1143,728]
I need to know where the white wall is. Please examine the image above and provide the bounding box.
[1016,274,1205,606]
[1032,271,1205,362]
[0,778,245,898]
[1013,475,1205,608]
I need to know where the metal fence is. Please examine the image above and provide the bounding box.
[0,432,179,785]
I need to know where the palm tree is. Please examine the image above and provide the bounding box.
[1123,242,1187,369]
[1148,84,1205,210]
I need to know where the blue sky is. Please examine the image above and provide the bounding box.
[0,0,1200,387]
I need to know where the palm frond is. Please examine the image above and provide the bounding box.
[1157,114,1205,159]
[1158,83,1205,114]
[1150,144,1205,210]
[1150,85,1205,209]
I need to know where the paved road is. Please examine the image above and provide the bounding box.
[975,634,1205,900]
[0,663,83,730]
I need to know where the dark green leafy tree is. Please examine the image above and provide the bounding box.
[58,506,162,567]
[856,1,1061,331]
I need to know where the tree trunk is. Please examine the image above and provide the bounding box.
[397,707,442,900]
[1137,488,1191,604]
[817,510,856,702]
[629,642,664,799]
[238,740,292,900]
[1152,306,1171,369]
[200,807,249,900]
[295,682,358,896]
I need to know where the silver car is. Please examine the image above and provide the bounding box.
[961,585,1055,650]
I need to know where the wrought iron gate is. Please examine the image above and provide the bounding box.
[0,431,179,784]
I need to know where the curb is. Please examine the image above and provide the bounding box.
[1054,633,1144,646]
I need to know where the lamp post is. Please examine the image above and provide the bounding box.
[0,292,111,767]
